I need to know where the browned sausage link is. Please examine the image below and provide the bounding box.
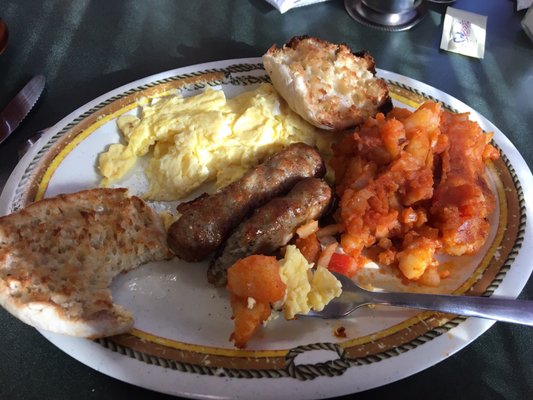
[207,178,333,287]
[167,143,326,262]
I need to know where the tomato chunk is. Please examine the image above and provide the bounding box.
[327,253,359,278]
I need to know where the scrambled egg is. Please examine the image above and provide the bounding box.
[278,245,342,319]
[98,83,334,200]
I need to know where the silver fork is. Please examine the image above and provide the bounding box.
[305,272,533,326]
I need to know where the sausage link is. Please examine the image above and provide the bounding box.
[167,143,325,262]
[208,178,333,287]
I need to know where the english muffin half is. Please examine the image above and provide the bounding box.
[0,188,170,338]
[263,36,392,131]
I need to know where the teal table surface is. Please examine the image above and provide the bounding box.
[0,1,532,399]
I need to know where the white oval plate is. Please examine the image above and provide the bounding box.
[1,58,532,400]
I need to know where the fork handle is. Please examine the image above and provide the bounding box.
[369,292,533,326]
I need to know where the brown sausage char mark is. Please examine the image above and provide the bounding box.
[167,143,326,262]
[208,177,333,287]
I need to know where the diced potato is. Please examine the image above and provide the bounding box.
[229,294,271,349]
[227,255,286,303]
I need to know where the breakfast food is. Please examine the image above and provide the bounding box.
[98,83,334,200]
[208,177,333,286]
[0,34,504,355]
[331,100,499,285]
[221,98,499,347]
[227,246,341,348]
[168,142,326,262]
[0,188,169,338]
[227,255,286,349]
[430,110,499,256]
[262,35,392,131]
[278,244,342,320]
[219,95,499,347]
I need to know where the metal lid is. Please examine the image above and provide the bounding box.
[345,0,428,32]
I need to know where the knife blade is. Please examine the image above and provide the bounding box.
[0,75,45,145]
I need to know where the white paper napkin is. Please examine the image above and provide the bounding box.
[522,6,533,42]
[517,0,533,11]
[265,0,332,14]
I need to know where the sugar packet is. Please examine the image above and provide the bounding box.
[440,7,487,59]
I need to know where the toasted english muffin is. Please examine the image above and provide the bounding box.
[0,188,170,338]
[262,36,392,131]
